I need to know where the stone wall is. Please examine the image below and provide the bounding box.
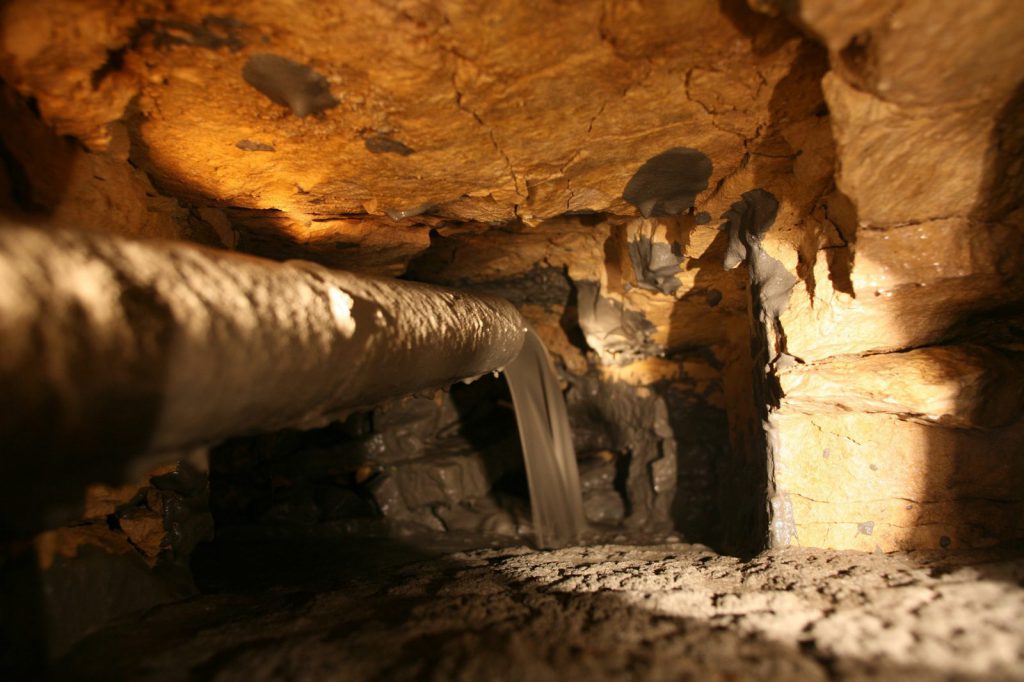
[755,0,1024,551]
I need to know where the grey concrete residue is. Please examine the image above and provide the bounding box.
[504,329,587,548]
[242,54,338,117]
[769,490,798,547]
[575,281,658,362]
[235,139,275,152]
[628,235,685,295]
[437,266,574,309]
[363,135,414,156]
[623,147,713,218]
[722,190,778,264]
[772,352,800,371]
[566,373,678,532]
[720,189,796,323]
[383,204,434,221]
[719,189,798,554]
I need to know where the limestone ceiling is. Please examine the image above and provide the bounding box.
[1,0,818,236]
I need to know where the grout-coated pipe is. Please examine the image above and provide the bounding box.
[0,224,526,536]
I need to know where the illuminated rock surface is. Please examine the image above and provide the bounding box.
[57,542,1024,681]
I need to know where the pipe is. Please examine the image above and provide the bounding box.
[0,223,526,536]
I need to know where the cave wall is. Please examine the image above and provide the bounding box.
[0,0,1021,561]
[758,0,1024,551]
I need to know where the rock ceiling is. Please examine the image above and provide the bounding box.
[0,0,834,270]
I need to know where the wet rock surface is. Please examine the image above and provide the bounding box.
[56,542,1024,681]
[208,371,673,545]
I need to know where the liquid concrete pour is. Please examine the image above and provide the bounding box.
[57,539,1024,681]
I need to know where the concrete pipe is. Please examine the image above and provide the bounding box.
[0,224,526,536]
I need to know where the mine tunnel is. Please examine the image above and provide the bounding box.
[1,0,1023,679]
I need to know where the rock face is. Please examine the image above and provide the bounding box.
[754,0,1024,552]
[0,459,212,668]
[0,0,1022,561]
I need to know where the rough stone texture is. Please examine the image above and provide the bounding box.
[749,0,1024,552]
[774,413,1024,552]
[779,346,1024,429]
[55,542,1024,681]
[0,0,805,229]
[0,83,203,243]
[0,460,210,669]
[782,219,1024,361]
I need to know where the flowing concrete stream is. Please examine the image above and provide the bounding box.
[504,328,587,548]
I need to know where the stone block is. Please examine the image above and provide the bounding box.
[780,345,1024,429]
[772,412,1024,551]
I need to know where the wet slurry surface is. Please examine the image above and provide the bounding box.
[504,328,587,549]
[56,539,1024,681]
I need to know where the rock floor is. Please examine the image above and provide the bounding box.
[57,539,1024,681]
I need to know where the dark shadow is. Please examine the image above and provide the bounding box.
[0,81,74,220]
[661,362,732,546]
[914,79,1024,554]
[683,2,856,557]
[673,215,768,558]
[205,419,381,530]
[622,148,712,218]
[0,546,47,676]
[973,81,1024,223]
[557,274,591,359]
[0,83,184,677]
[448,376,530,503]
[50,533,441,680]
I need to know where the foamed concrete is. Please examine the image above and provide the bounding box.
[57,542,1024,681]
